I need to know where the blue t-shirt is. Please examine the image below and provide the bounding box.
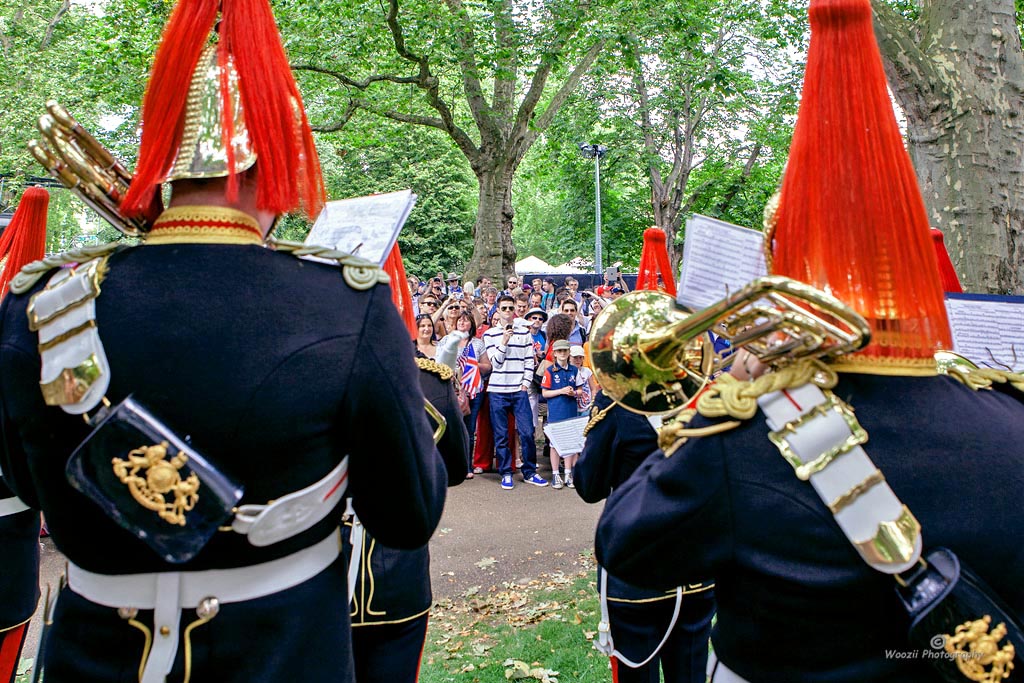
[530,330,547,360]
[542,362,583,423]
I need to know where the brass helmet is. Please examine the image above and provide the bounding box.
[167,43,257,182]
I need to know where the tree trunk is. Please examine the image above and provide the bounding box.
[875,0,1024,294]
[650,190,685,271]
[464,167,516,282]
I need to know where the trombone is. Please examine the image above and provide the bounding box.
[29,101,148,237]
[589,276,872,415]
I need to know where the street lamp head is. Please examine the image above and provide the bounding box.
[578,143,608,159]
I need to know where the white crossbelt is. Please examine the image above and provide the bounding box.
[344,499,365,607]
[0,495,30,517]
[67,528,341,683]
[757,383,921,574]
[595,566,682,668]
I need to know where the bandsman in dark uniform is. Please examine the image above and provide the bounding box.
[0,2,446,682]
[576,391,714,683]
[596,1,1024,682]
[345,352,471,683]
[576,229,714,683]
[0,187,47,683]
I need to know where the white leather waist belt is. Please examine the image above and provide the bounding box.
[67,529,340,683]
[230,457,348,547]
[0,495,30,517]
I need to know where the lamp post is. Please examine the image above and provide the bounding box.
[579,143,607,276]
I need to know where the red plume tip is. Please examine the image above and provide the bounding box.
[642,228,667,245]
[636,227,676,295]
[0,187,49,299]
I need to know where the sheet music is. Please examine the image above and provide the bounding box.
[945,293,1024,371]
[305,189,417,266]
[678,215,767,311]
[543,416,590,455]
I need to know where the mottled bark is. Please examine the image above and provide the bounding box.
[874,0,1024,293]
[466,166,516,281]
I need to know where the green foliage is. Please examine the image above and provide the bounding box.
[1,0,804,272]
[276,123,477,277]
[512,0,803,268]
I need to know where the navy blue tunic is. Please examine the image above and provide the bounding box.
[596,372,1024,682]
[0,238,447,683]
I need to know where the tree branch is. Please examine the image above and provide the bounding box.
[442,0,501,141]
[309,99,360,132]
[491,0,518,124]
[515,38,605,156]
[0,8,25,57]
[291,63,420,88]
[629,40,665,193]
[40,0,70,50]
[713,141,763,212]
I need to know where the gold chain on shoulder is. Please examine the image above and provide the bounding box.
[657,408,743,457]
[267,238,389,291]
[582,402,614,436]
[415,357,454,381]
[10,242,124,295]
[697,359,839,420]
[943,365,1024,393]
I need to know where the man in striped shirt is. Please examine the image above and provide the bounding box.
[484,295,549,490]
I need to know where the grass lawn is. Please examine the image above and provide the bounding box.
[421,553,608,683]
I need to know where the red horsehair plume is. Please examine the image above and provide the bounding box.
[768,0,951,360]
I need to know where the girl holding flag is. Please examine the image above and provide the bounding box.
[441,312,491,477]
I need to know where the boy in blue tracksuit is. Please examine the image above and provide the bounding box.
[541,339,586,489]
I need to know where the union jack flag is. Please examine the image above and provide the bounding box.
[459,343,483,398]
[576,376,593,412]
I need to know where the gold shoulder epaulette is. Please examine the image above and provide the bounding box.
[582,403,613,437]
[415,357,454,381]
[654,359,841,456]
[942,365,1024,394]
[267,238,390,292]
[9,242,124,295]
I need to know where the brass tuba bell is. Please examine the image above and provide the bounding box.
[590,276,872,415]
[590,290,713,415]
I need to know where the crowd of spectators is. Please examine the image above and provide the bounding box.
[407,270,626,490]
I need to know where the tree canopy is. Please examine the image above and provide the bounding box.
[3,0,1022,291]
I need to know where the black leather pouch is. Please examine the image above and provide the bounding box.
[65,395,244,564]
[896,547,1023,682]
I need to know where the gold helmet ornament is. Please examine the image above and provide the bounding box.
[121,0,325,224]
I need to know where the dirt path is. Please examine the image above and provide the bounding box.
[428,470,604,599]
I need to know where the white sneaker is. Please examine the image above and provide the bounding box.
[565,473,575,489]
[552,474,564,490]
